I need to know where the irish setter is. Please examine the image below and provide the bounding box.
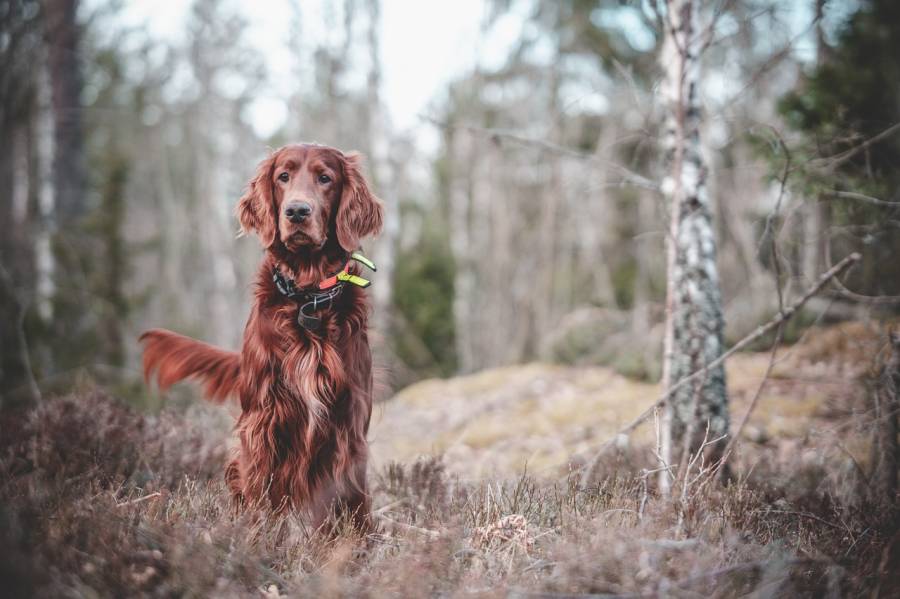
[140,144,383,530]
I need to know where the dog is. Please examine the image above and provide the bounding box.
[140,143,383,530]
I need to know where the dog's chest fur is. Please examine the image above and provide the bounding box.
[252,284,367,449]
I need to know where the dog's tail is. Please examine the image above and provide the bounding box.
[139,328,240,403]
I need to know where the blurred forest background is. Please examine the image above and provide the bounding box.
[3,0,900,410]
[2,0,899,405]
[4,0,900,596]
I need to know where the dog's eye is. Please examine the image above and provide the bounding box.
[317,174,332,184]
[278,172,289,183]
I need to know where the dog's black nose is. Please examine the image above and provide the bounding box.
[284,202,312,223]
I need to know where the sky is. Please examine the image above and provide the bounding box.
[95,0,850,149]
[106,0,520,143]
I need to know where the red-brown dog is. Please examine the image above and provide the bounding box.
[140,144,383,530]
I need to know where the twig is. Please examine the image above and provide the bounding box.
[824,242,900,304]
[717,324,783,473]
[716,14,820,113]
[375,513,440,539]
[811,121,900,172]
[117,492,162,507]
[420,114,659,191]
[374,499,406,515]
[826,189,900,207]
[719,130,791,471]
[831,276,900,305]
[757,125,791,280]
[574,253,861,484]
[753,509,847,532]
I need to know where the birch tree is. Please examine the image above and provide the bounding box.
[659,0,729,489]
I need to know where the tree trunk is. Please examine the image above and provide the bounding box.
[0,2,43,409]
[363,0,396,338]
[659,0,729,492]
[0,116,40,408]
[801,0,829,287]
[448,127,477,373]
[97,159,129,368]
[873,332,900,504]
[44,0,86,222]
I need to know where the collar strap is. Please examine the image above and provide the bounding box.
[272,251,377,331]
[318,251,376,290]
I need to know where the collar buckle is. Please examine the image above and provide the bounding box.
[271,251,377,332]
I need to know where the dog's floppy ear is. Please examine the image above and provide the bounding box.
[237,152,278,248]
[336,152,383,251]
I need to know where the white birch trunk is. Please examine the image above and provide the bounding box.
[659,0,729,491]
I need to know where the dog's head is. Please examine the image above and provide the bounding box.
[237,144,383,253]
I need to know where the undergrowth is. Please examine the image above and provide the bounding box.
[0,391,898,597]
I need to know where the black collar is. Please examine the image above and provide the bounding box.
[272,266,345,332]
[271,251,376,333]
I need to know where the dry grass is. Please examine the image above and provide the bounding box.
[2,324,899,597]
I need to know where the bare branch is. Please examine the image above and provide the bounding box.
[420,114,659,191]
[117,492,163,507]
[757,124,791,308]
[575,252,861,484]
[717,322,784,473]
[824,242,900,304]
[717,126,793,472]
[825,189,900,208]
[811,121,900,172]
[375,513,440,539]
[716,13,820,111]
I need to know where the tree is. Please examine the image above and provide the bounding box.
[44,0,86,221]
[658,0,729,490]
[435,0,660,373]
[0,0,44,408]
[778,0,900,300]
[873,332,899,503]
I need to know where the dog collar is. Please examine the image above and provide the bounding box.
[317,251,376,290]
[272,251,376,332]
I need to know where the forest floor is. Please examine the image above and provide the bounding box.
[373,347,852,479]
[2,321,899,597]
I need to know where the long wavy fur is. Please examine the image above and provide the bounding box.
[139,329,240,403]
[139,144,383,530]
